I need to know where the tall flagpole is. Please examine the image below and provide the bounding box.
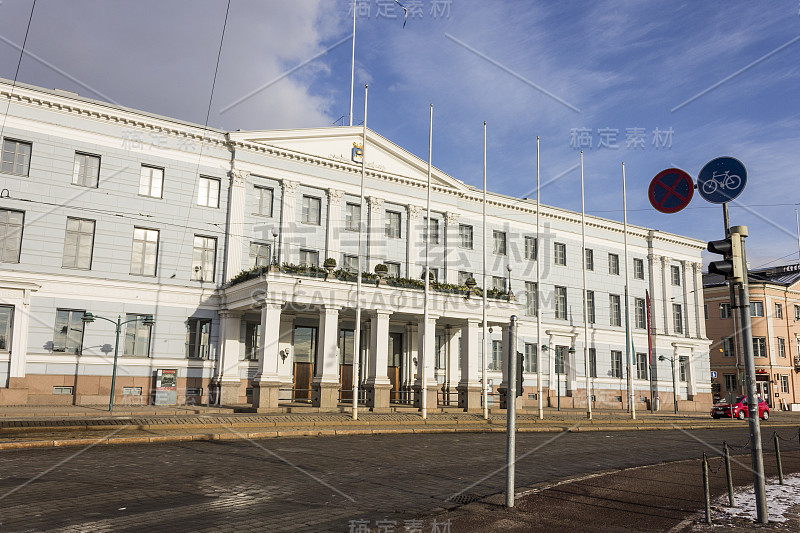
[482,122,489,420]
[622,162,636,420]
[348,0,356,126]
[580,152,592,420]
[421,104,433,420]
[796,209,800,262]
[352,84,367,420]
[535,136,543,420]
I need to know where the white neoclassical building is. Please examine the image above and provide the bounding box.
[0,79,712,411]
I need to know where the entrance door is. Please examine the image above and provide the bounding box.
[339,329,354,401]
[292,326,317,401]
[388,332,403,402]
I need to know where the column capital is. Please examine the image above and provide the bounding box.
[692,261,703,273]
[659,255,669,265]
[219,310,243,319]
[368,196,384,211]
[680,259,688,268]
[648,253,661,262]
[328,188,344,206]
[230,168,249,187]
[445,211,459,225]
[408,204,421,220]
[368,309,392,319]
[282,179,299,195]
[320,305,342,314]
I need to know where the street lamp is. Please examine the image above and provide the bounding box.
[506,263,514,302]
[82,312,155,413]
[659,354,688,415]
[271,227,279,268]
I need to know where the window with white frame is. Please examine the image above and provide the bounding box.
[720,303,731,319]
[493,231,506,255]
[248,242,271,269]
[139,165,164,198]
[384,261,400,278]
[636,352,648,379]
[752,337,767,358]
[778,337,786,358]
[130,227,159,276]
[338,329,355,365]
[301,195,321,225]
[724,374,737,391]
[254,185,273,216]
[0,209,23,263]
[750,301,764,317]
[345,202,360,231]
[186,318,211,359]
[781,375,789,393]
[722,337,734,357]
[795,305,800,321]
[524,236,537,260]
[585,248,594,270]
[586,290,595,324]
[671,265,681,285]
[589,348,597,377]
[554,242,566,265]
[672,303,683,334]
[633,258,645,280]
[524,343,537,373]
[490,340,502,371]
[774,302,783,319]
[53,309,85,354]
[124,314,152,357]
[679,358,688,382]
[634,297,646,329]
[525,282,537,316]
[191,235,216,281]
[611,350,623,378]
[458,271,473,286]
[197,176,220,208]
[299,249,319,268]
[1,138,32,175]
[342,254,358,273]
[423,217,439,244]
[608,253,620,275]
[62,217,95,270]
[493,276,506,291]
[459,224,473,249]
[385,210,401,238]
[610,294,621,326]
[72,152,100,188]
[0,305,12,352]
[555,286,567,319]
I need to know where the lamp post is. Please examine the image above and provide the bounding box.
[659,354,687,415]
[82,312,155,413]
[506,263,514,302]
[271,227,279,268]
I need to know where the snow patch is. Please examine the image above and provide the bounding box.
[712,474,800,523]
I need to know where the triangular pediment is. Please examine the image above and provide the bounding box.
[230,127,470,191]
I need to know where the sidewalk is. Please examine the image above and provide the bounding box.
[2,404,799,451]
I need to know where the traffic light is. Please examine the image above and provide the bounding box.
[707,231,743,282]
[516,352,524,397]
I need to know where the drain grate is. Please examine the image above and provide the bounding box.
[448,493,480,505]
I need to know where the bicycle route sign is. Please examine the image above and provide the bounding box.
[648,168,694,214]
[697,156,747,204]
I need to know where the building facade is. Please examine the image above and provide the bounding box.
[704,265,800,409]
[0,79,712,410]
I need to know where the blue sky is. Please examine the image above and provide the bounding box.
[1,0,799,268]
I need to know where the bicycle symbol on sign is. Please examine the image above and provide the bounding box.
[701,170,741,195]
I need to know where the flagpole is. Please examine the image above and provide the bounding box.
[421,103,433,420]
[535,136,543,420]
[482,122,489,420]
[796,209,800,262]
[580,152,591,420]
[348,0,356,127]
[622,162,635,420]
[352,84,367,420]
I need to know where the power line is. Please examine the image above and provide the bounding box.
[0,0,36,142]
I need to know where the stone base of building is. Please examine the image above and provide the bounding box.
[0,377,29,405]
[412,384,438,410]
[365,382,392,412]
[252,379,282,411]
[498,386,525,410]
[312,381,340,411]
[456,383,482,411]
[216,379,242,406]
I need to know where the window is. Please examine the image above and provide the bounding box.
[525,282,538,317]
[1,138,32,175]
[139,165,164,198]
[244,321,260,361]
[197,176,220,208]
[775,303,783,319]
[459,224,473,249]
[752,337,767,358]
[672,304,683,334]
[610,294,621,326]
[555,286,567,320]
[608,253,620,275]
[704,304,708,320]
[589,348,597,378]
[524,343,537,373]
[345,202,360,231]
[338,329,355,365]
[458,271,473,286]
[130,227,159,276]
[254,186,273,216]
[554,242,566,265]
[555,346,567,374]
[301,195,321,225]
[72,152,100,188]
[249,242,271,269]
[299,249,319,268]
[750,301,764,317]
[634,298,646,329]
[636,353,648,380]
[611,350,623,378]
[435,334,446,369]
[53,309,85,354]
[722,337,734,358]
[191,236,216,281]
[53,386,73,395]
[490,340,502,371]
[385,261,400,278]
[724,374,737,391]
[385,210,401,238]
[0,209,23,263]
[524,236,537,260]
[795,305,800,321]
[778,337,786,358]
[186,318,211,359]
[62,217,95,270]
[422,267,439,282]
[124,314,152,357]
[633,258,644,280]
[493,276,506,291]
[0,306,11,352]
[781,375,789,394]
[423,217,439,244]
[342,254,358,273]
[720,303,731,319]
[293,326,317,364]
[585,248,594,270]
[586,291,595,324]
[493,231,506,255]
[671,265,681,286]
[679,358,688,382]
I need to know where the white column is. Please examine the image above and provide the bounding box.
[693,262,706,339]
[444,212,460,284]
[224,169,248,282]
[279,180,299,265]
[681,260,694,338]
[252,302,282,410]
[8,291,32,380]
[216,311,243,404]
[660,256,671,335]
[407,205,421,278]
[687,348,697,398]
[648,253,662,335]
[368,196,384,272]
[415,314,438,406]
[406,322,418,391]
[366,311,391,409]
[312,306,340,409]
[457,319,482,410]
[277,315,294,391]
[446,326,460,397]
[326,189,344,261]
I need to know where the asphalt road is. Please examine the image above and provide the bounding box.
[0,426,792,532]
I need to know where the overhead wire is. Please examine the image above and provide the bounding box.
[0,0,37,143]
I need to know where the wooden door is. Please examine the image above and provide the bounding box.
[293,362,313,400]
[388,332,403,401]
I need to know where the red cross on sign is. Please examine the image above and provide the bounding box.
[648,168,694,214]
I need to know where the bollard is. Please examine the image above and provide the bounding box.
[724,442,735,507]
[703,453,711,524]
[774,433,784,486]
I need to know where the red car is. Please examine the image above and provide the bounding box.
[711,396,769,420]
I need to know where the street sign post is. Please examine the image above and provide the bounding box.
[697,157,747,204]
[648,168,694,213]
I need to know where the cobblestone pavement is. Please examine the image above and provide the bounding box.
[0,427,797,532]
